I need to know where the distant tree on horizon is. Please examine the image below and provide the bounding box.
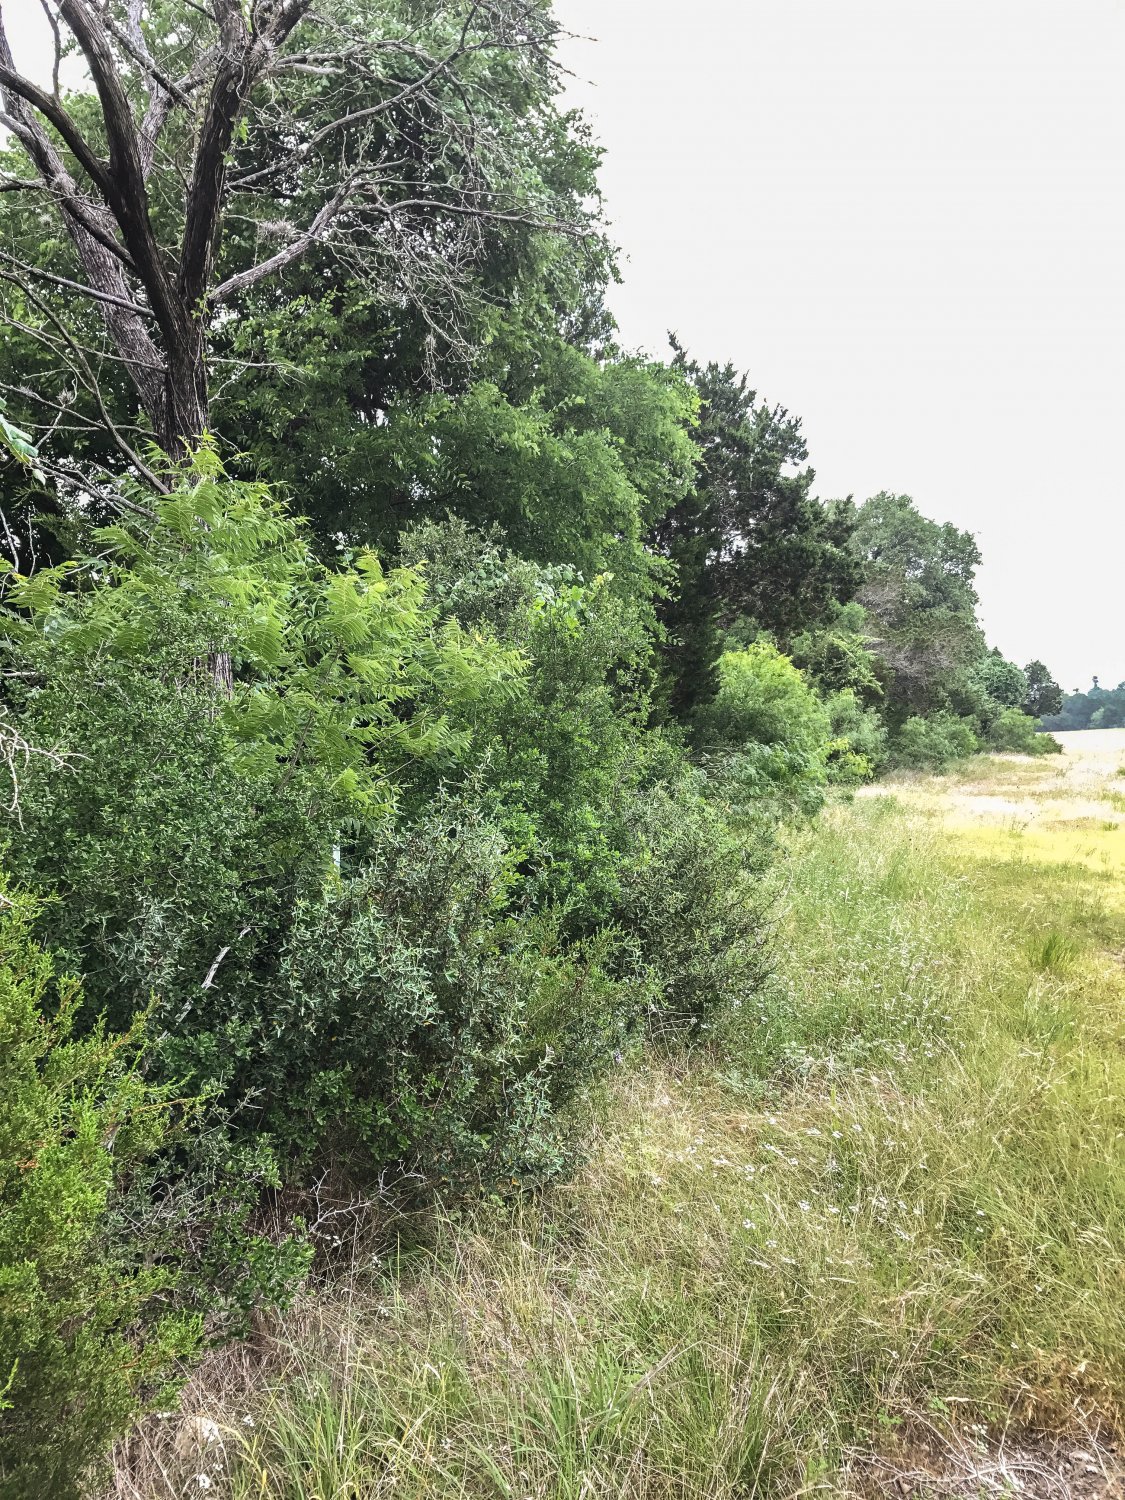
[1039,675,1125,731]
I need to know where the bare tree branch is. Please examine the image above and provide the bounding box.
[0,250,155,318]
[1,271,169,493]
[0,59,111,195]
[0,713,72,828]
[36,0,63,102]
[210,174,355,303]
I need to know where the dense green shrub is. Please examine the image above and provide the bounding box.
[891,712,980,770]
[695,644,831,818]
[0,890,196,1499]
[987,707,1063,755]
[258,791,651,1187]
[822,687,888,783]
[613,773,769,1029]
[0,463,528,1175]
[2,476,771,1206]
[400,519,773,1028]
[0,881,311,1497]
[400,516,657,926]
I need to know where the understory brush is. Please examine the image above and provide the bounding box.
[113,788,1125,1499]
[2,467,774,1497]
[1,473,767,1205]
[0,891,302,1500]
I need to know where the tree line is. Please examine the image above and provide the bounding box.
[0,3,1062,1493]
[1039,680,1125,732]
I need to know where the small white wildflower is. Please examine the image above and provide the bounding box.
[832,1130,843,1139]
[241,1414,255,1427]
[743,1219,755,1229]
[851,1123,862,1132]
[194,1478,213,1493]
[804,1128,821,1137]
[827,1206,840,1215]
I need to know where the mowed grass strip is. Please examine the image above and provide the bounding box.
[119,768,1125,1500]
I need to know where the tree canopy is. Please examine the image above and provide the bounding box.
[650,343,862,715]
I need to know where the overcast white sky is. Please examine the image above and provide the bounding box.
[556,0,1125,691]
[4,2,1122,690]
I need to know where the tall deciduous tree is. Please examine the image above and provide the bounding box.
[852,492,985,723]
[0,0,587,476]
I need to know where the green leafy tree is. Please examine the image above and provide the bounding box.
[343,342,698,607]
[1022,659,1064,720]
[651,344,862,717]
[852,492,985,723]
[972,650,1028,713]
[0,0,599,477]
[945,649,1029,739]
[788,599,884,701]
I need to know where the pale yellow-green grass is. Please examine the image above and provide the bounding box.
[115,733,1125,1500]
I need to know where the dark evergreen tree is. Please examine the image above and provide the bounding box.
[649,341,862,718]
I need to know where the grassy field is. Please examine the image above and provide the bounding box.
[115,734,1125,1499]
